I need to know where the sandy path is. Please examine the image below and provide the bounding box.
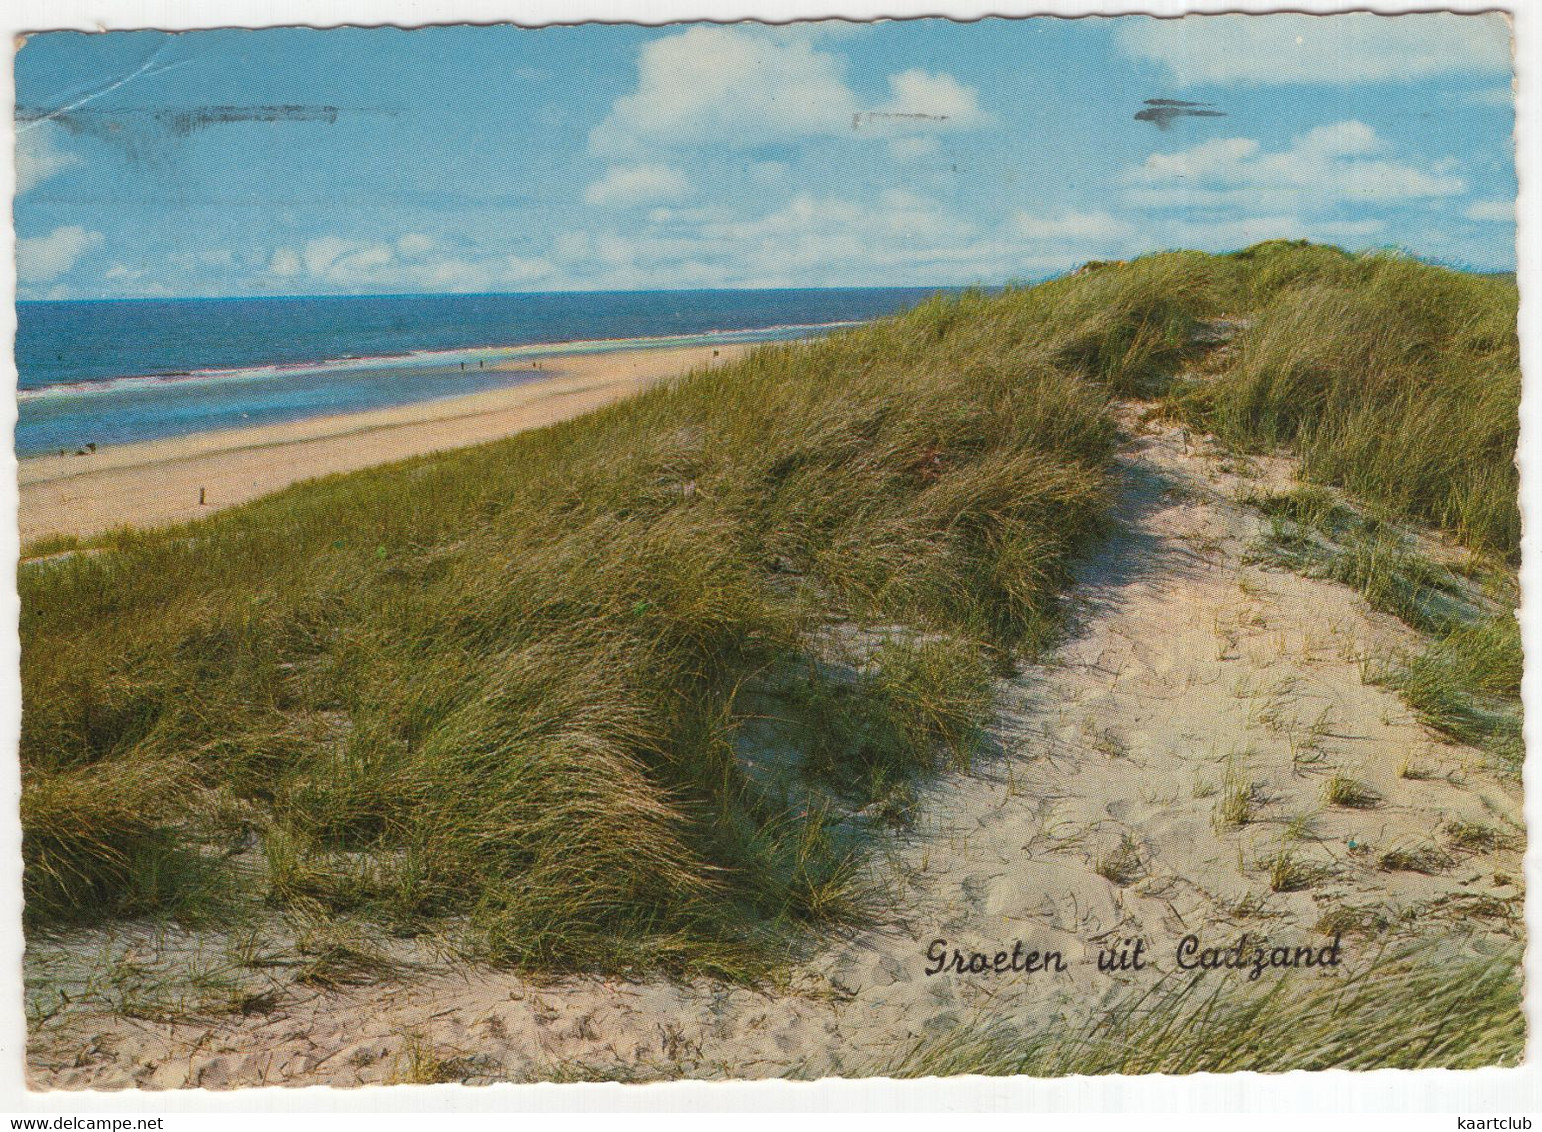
[17,344,745,546]
[27,410,1523,1089]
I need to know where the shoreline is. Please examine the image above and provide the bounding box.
[19,342,746,547]
[16,320,846,406]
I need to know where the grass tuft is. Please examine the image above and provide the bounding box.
[1214,764,1258,829]
[1378,844,1455,875]
[1262,847,1330,893]
[1322,773,1381,810]
[1444,819,1518,854]
[1314,904,1392,939]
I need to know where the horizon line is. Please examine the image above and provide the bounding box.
[17,282,986,305]
[16,245,1515,305]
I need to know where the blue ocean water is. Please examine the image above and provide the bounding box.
[14,288,946,456]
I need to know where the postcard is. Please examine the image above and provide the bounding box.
[11,8,1524,1091]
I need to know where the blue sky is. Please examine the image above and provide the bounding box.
[14,14,1517,299]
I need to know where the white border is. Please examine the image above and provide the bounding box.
[1,0,1536,1115]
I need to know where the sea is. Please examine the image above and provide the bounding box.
[13,288,948,457]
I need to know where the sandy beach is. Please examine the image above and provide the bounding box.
[18,342,745,546]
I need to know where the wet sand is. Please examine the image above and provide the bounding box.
[18,343,745,546]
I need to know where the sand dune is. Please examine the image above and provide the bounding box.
[18,343,746,547]
[27,410,1522,1087]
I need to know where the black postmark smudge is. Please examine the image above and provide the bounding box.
[18,104,342,138]
[1134,98,1227,130]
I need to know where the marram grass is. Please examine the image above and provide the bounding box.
[25,251,1224,972]
[20,243,1522,984]
[1172,246,1520,558]
[885,941,1524,1076]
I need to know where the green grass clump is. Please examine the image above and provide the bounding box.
[1241,484,1472,634]
[1444,819,1518,854]
[1314,904,1393,939]
[19,533,84,561]
[1262,846,1331,893]
[1240,484,1355,537]
[1214,764,1258,829]
[1436,614,1525,698]
[886,940,1523,1075]
[387,1035,491,1086]
[791,635,995,802]
[24,252,1242,973]
[1390,645,1523,771]
[1180,250,1519,558]
[1322,773,1381,810]
[1239,478,1521,773]
[1378,844,1455,875]
[1382,612,1524,771]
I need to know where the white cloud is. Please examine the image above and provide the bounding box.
[298,236,394,278]
[166,247,238,273]
[584,163,692,208]
[266,234,554,293]
[1116,12,1511,86]
[550,189,988,288]
[232,193,1422,295]
[15,125,81,195]
[590,26,987,153]
[253,189,1414,295]
[590,26,855,152]
[1390,220,1513,269]
[537,178,1416,290]
[1017,209,1387,269]
[1125,121,1465,212]
[1465,199,1514,222]
[1013,210,1134,243]
[1137,137,1261,183]
[269,247,303,277]
[1295,120,1381,158]
[18,225,103,282]
[703,189,977,250]
[858,69,990,132]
